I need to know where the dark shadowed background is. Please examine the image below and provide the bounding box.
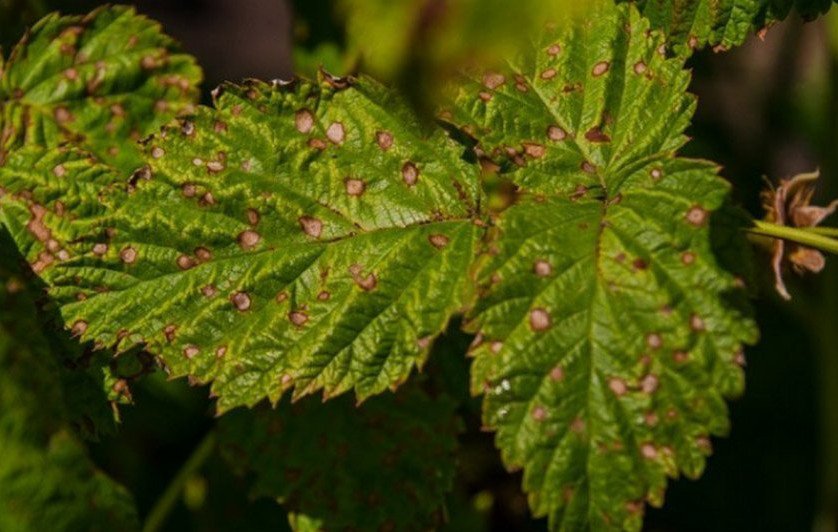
[2,1,837,530]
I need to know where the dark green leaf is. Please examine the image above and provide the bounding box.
[218,387,460,531]
[0,228,139,531]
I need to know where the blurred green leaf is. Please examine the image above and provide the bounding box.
[218,387,460,531]
[0,228,139,531]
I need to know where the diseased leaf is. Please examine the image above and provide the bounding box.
[41,76,482,412]
[0,5,201,171]
[0,228,139,531]
[628,0,760,51]
[218,387,459,531]
[0,147,140,436]
[625,0,837,52]
[0,147,115,277]
[445,2,757,529]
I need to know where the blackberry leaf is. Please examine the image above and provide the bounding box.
[41,76,482,412]
[446,2,758,529]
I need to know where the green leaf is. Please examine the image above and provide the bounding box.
[0,5,202,172]
[625,0,836,52]
[42,76,482,413]
[218,387,460,531]
[445,2,757,529]
[627,0,760,51]
[0,229,139,531]
[337,0,582,81]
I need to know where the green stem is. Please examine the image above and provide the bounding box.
[809,226,838,238]
[747,221,838,255]
[142,432,217,532]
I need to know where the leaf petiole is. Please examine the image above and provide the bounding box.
[748,221,838,255]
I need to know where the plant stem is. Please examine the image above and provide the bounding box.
[142,432,217,532]
[747,221,838,255]
[809,226,838,238]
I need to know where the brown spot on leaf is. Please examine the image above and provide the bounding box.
[402,162,419,186]
[201,285,217,297]
[349,264,377,291]
[120,246,137,264]
[177,254,196,270]
[482,72,505,89]
[195,247,212,262]
[533,259,552,277]
[523,142,546,158]
[376,131,393,150]
[686,205,708,226]
[640,374,659,394]
[71,320,87,336]
[529,308,551,331]
[308,138,327,150]
[238,230,261,250]
[246,208,260,226]
[547,125,567,142]
[163,324,177,342]
[231,291,252,311]
[289,311,308,326]
[428,234,449,249]
[345,178,365,196]
[54,106,73,124]
[585,126,611,143]
[299,216,323,238]
[326,122,345,144]
[183,345,199,360]
[646,333,662,349]
[609,378,627,396]
[592,61,610,77]
[295,109,314,134]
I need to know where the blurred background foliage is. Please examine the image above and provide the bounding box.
[2,0,838,530]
